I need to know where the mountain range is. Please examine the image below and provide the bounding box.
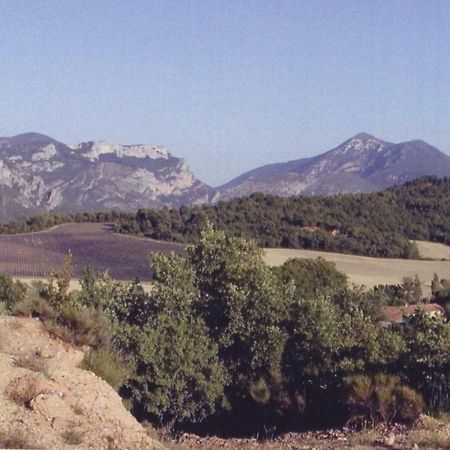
[1,132,450,220]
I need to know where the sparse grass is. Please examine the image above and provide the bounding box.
[81,346,135,391]
[6,376,41,408]
[13,295,57,321]
[0,426,42,449]
[13,351,48,373]
[0,301,9,315]
[43,318,75,343]
[56,304,112,348]
[61,429,84,445]
[41,303,112,349]
[407,429,450,449]
[347,428,380,446]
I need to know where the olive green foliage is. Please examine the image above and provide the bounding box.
[81,346,135,391]
[345,373,423,426]
[0,210,130,234]
[272,257,348,300]
[113,176,450,258]
[399,310,450,412]
[401,275,423,303]
[187,225,294,394]
[432,274,450,312]
[4,221,450,434]
[0,275,27,312]
[117,251,226,426]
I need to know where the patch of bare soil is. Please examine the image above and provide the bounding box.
[0,316,165,450]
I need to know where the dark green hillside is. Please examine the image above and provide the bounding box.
[114,176,450,258]
[1,177,449,259]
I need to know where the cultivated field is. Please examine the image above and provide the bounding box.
[2,223,449,294]
[414,240,450,260]
[263,247,450,294]
[0,223,183,281]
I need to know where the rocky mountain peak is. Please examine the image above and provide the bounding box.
[217,134,450,200]
[69,141,171,161]
[348,132,379,141]
[0,133,213,221]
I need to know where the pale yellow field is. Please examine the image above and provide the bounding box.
[263,247,450,294]
[414,240,450,260]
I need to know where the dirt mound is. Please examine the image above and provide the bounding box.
[0,316,165,450]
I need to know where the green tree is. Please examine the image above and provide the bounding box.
[272,257,348,300]
[118,252,226,427]
[187,224,295,410]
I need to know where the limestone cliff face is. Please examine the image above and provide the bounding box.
[0,133,214,220]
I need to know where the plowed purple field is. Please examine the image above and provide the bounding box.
[0,223,183,280]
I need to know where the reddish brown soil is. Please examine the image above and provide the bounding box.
[0,223,183,280]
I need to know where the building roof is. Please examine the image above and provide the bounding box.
[383,303,445,323]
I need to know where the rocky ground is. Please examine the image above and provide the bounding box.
[0,316,165,450]
[175,416,450,449]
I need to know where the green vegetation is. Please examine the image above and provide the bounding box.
[1,177,449,259]
[113,176,450,258]
[3,223,450,436]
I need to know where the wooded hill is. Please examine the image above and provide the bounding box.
[115,176,450,258]
[1,176,449,259]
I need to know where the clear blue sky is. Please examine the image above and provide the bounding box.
[1,0,449,185]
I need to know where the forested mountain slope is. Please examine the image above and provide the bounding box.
[116,177,450,258]
[1,177,449,259]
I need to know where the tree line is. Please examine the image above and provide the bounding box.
[1,176,449,259]
[112,176,450,258]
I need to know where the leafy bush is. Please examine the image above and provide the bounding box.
[53,304,112,348]
[13,295,57,321]
[272,257,348,300]
[0,275,27,312]
[345,373,423,426]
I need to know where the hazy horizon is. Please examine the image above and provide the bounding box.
[1,1,449,184]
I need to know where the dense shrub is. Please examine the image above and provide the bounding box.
[272,257,348,300]
[345,374,423,426]
[81,346,135,391]
[0,275,27,312]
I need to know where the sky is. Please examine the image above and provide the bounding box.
[1,0,450,186]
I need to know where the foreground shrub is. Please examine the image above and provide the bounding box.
[6,375,41,408]
[345,373,423,427]
[0,275,27,312]
[13,295,57,321]
[53,304,112,348]
[81,346,135,391]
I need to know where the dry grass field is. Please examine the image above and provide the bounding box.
[414,240,450,260]
[0,223,183,281]
[2,223,449,295]
[263,247,450,294]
